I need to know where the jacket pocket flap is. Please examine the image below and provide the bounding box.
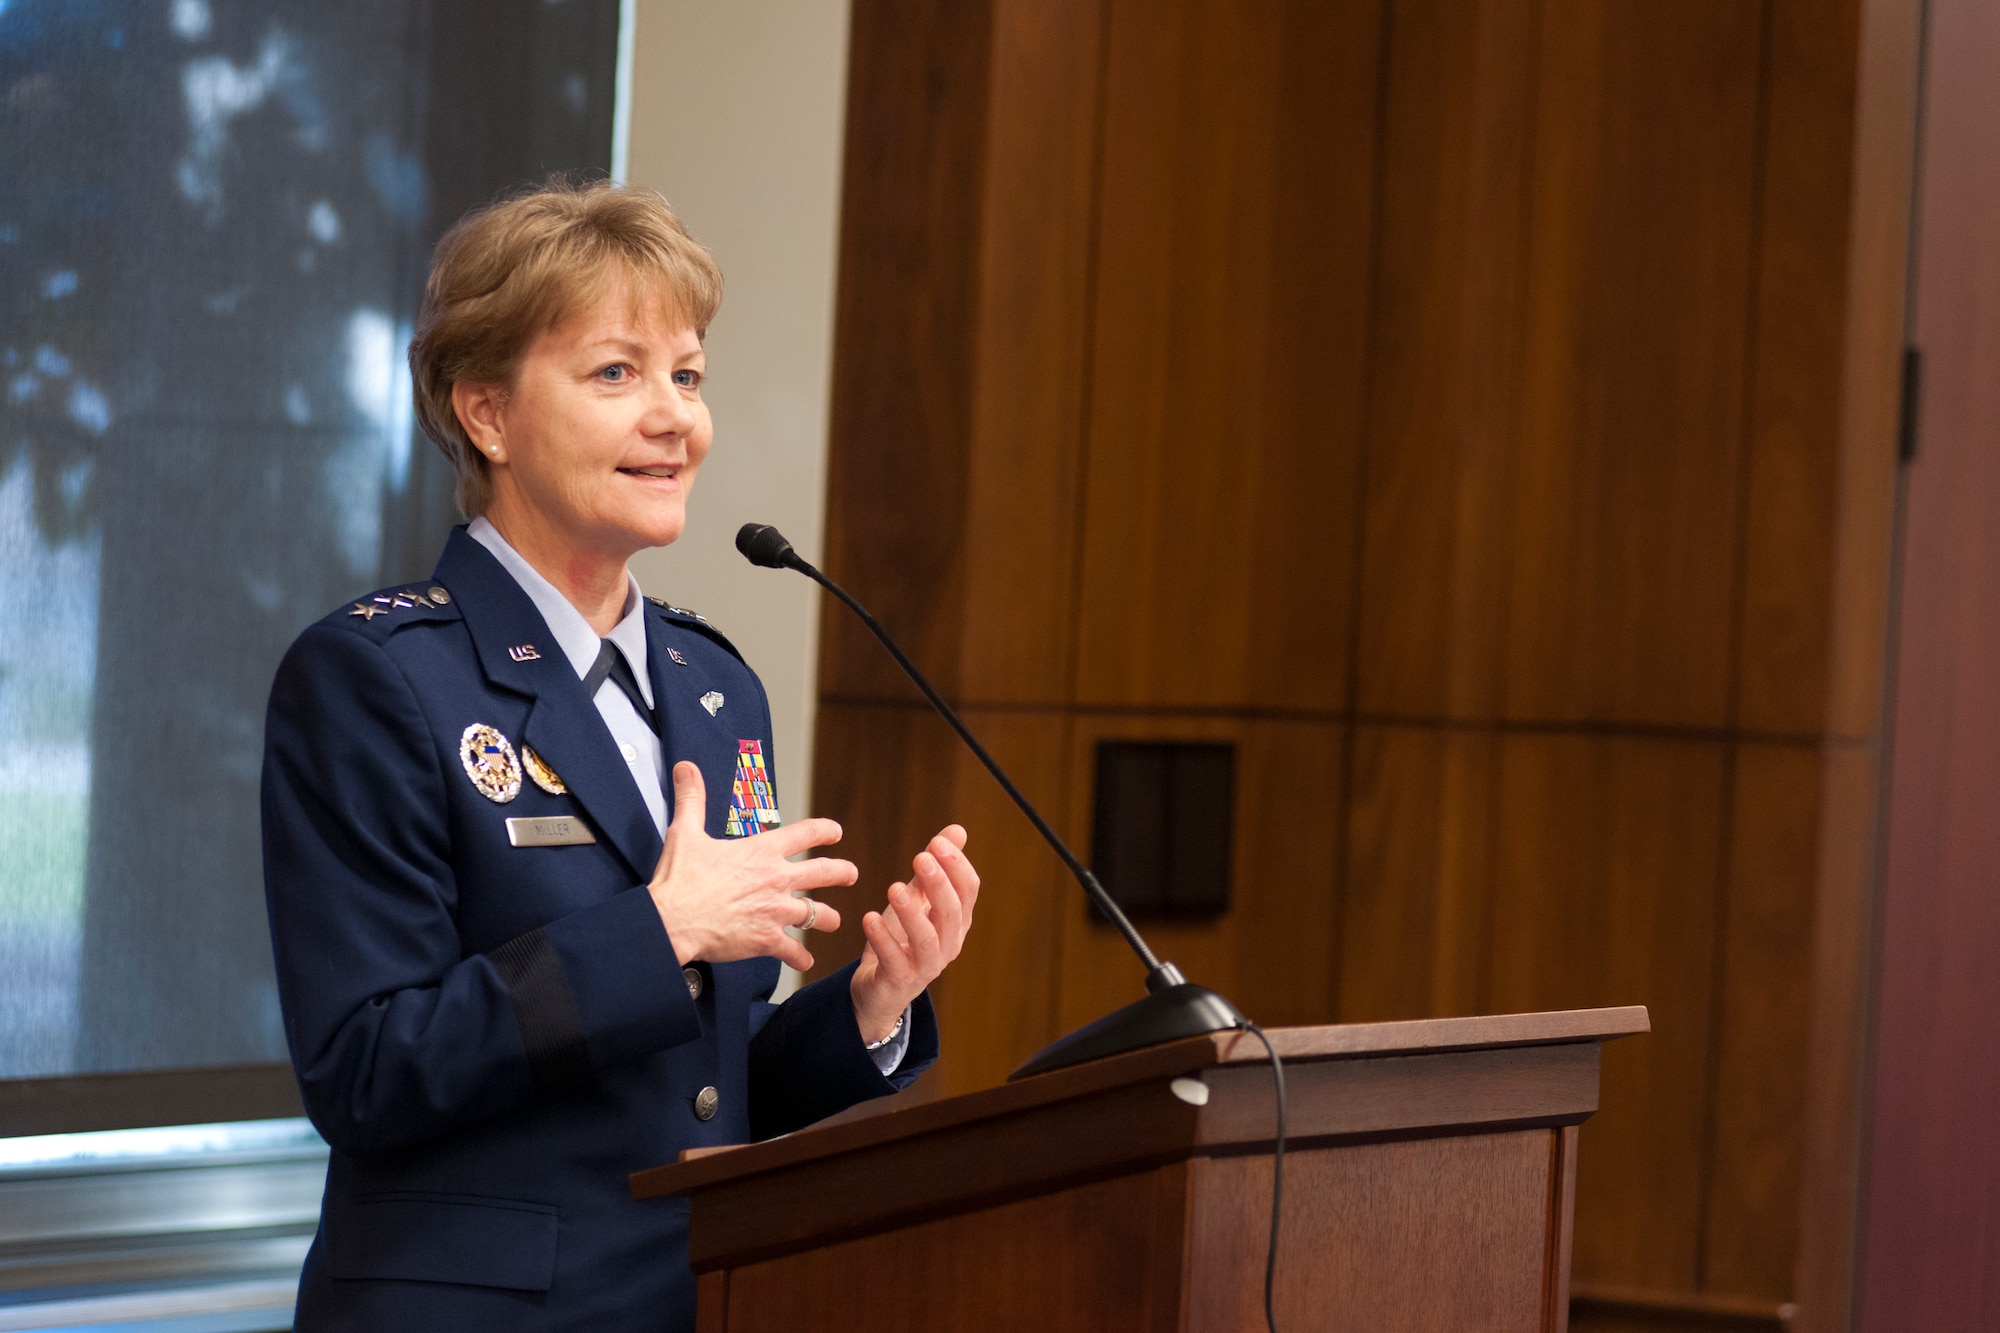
[330,1193,558,1291]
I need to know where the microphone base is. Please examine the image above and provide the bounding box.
[1008,983,1245,1081]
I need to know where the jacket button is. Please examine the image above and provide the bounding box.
[694,1086,719,1121]
[683,966,703,1000]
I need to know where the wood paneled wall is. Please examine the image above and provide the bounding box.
[809,2,1920,1328]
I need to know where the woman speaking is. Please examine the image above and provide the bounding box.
[261,180,980,1330]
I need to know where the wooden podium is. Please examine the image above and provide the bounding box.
[631,1007,1648,1332]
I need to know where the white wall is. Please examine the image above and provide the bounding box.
[620,0,851,825]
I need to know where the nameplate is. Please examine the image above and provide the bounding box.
[506,816,597,848]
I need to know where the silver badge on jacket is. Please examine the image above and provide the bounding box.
[460,723,522,803]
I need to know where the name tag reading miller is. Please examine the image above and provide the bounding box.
[506,816,597,848]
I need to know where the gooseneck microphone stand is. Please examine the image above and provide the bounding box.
[735,522,1245,1079]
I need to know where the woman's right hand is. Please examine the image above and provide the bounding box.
[648,761,852,972]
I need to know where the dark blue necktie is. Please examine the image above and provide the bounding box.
[583,640,657,730]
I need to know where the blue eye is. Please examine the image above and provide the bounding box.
[598,364,630,383]
[672,369,701,389]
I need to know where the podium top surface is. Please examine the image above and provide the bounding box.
[632,1006,1647,1205]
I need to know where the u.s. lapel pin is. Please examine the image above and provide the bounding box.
[700,691,724,717]
[667,647,689,666]
[508,644,541,662]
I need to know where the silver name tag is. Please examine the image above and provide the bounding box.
[506,816,597,848]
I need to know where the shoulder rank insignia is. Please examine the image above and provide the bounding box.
[644,596,746,665]
[646,595,714,628]
[348,585,451,621]
[724,739,781,837]
[460,724,522,803]
[521,745,567,795]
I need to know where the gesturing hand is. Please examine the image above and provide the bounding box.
[850,825,980,1045]
[648,761,855,973]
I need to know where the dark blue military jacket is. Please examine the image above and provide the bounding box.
[262,527,937,1331]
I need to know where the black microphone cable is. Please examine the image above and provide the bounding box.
[1238,1021,1287,1333]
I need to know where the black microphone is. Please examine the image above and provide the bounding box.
[735,523,798,571]
[736,522,1245,1079]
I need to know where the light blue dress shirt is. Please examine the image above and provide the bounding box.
[467,517,909,1074]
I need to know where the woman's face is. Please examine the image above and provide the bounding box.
[469,272,712,565]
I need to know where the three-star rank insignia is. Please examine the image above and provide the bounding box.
[460,724,522,803]
[646,595,712,628]
[724,739,781,837]
[349,586,451,619]
[521,745,567,795]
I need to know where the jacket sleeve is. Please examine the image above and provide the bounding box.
[261,623,701,1157]
[745,958,939,1141]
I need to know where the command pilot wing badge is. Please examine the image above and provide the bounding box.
[459,724,522,803]
[521,745,567,795]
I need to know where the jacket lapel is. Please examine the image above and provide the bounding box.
[434,528,663,882]
[644,612,684,828]
[645,611,744,838]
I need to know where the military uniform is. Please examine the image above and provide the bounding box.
[261,526,937,1331]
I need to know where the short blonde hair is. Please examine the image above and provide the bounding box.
[409,178,723,516]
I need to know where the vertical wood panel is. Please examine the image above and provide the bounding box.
[1070,0,1380,712]
[1735,0,1908,745]
[1224,719,1348,1029]
[924,708,1073,1095]
[1486,734,1725,1291]
[808,702,961,1015]
[1735,0,1863,739]
[1341,724,1499,1022]
[1703,742,1819,1299]
[819,0,995,702]
[1504,2,1763,729]
[1356,0,1538,722]
[1817,0,1920,745]
[811,702,1071,1095]
[957,0,1106,705]
[1791,746,1884,1332]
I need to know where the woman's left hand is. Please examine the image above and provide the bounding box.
[850,825,979,1045]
